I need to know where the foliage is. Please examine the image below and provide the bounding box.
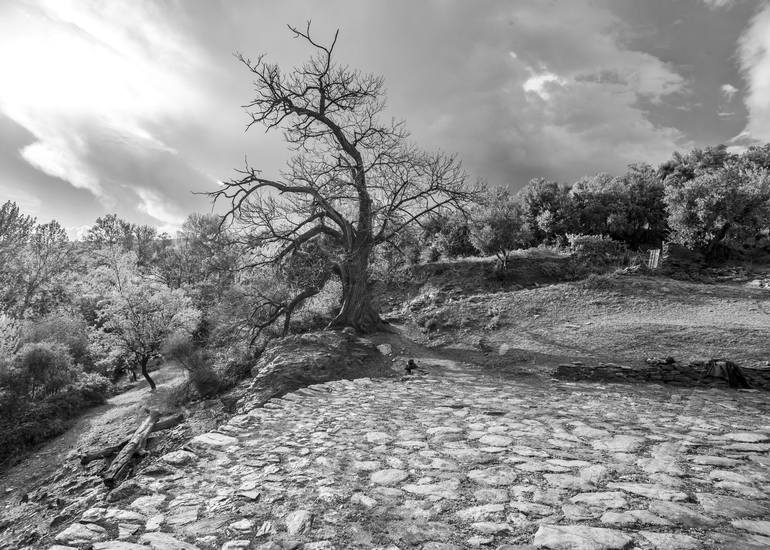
[422,213,477,259]
[517,178,572,244]
[7,342,76,399]
[89,255,200,389]
[21,311,92,368]
[469,187,531,268]
[567,234,629,265]
[663,156,770,258]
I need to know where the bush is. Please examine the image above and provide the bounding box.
[9,342,77,399]
[164,335,222,398]
[21,312,92,368]
[567,234,629,264]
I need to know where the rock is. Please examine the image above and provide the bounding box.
[509,502,556,517]
[607,482,688,501]
[473,488,509,503]
[648,501,716,528]
[543,474,594,491]
[638,531,701,549]
[190,432,239,447]
[350,493,377,508]
[221,541,251,550]
[107,481,144,502]
[455,504,505,522]
[403,481,461,500]
[695,493,770,518]
[93,543,147,550]
[479,434,513,447]
[600,510,671,526]
[569,492,627,509]
[732,520,770,537]
[371,469,409,485]
[689,455,741,466]
[592,435,645,453]
[723,432,768,443]
[138,532,200,550]
[468,467,518,486]
[55,523,109,545]
[472,522,511,534]
[365,432,393,444]
[388,521,454,545]
[161,450,198,466]
[533,524,633,549]
[285,509,313,536]
[229,518,253,530]
[130,494,166,512]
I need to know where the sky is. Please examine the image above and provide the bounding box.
[1,0,769,237]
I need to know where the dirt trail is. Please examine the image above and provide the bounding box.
[0,363,186,521]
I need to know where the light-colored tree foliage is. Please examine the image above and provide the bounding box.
[90,251,200,390]
[470,187,530,269]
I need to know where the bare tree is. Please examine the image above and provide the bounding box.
[211,23,476,333]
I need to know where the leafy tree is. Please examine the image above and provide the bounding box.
[86,214,135,249]
[0,201,35,313]
[11,342,75,399]
[90,251,200,390]
[664,162,770,258]
[569,165,667,248]
[211,24,473,332]
[469,187,530,269]
[421,213,477,259]
[517,178,572,244]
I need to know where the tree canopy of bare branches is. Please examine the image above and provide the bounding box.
[211,23,477,333]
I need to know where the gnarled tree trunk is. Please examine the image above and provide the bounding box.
[330,246,386,333]
[139,356,156,391]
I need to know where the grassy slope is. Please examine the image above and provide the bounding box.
[385,253,770,376]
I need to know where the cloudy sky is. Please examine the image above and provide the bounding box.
[1,0,769,236]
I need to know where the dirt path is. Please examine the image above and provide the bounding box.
[0,363,187,546]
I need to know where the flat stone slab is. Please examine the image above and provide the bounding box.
[370,469,409,485]
[138,532,200,550]
[55,523,109,545]
[533,524,633,549]
[732,520,770,537]
[608,482,688,501]
[639,531,701,549]
[190,432,238,447]
[695,492,770,518]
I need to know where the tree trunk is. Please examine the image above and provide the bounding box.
[140,356,156,392]
[329,248,386,333]
[102,410,160,487]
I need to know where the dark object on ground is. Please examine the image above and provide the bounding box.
[701,359,752,389]
[405,359,417,375]
[80,413,184,466]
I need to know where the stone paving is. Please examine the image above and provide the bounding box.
[50,363,770,550]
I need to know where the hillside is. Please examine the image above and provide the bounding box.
[1,258,769,549]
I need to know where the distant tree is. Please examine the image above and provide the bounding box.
[0,202,35,313]
[86,214,135,249]
[517,178,572,244]
[469,187,530,269]
[211,24,474,332]
[569,165,667,248]
[421,213,477,259]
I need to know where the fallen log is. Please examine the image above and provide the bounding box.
[80,413,185,466]
[102,410,160,488]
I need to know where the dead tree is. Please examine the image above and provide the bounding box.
[210,22,477,334]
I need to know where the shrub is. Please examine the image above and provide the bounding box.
[21,312,92,368]
[567,234,628,264]
[10,342,77,399]
[164,335,222,398]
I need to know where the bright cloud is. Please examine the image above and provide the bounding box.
[737,3,770,143]
[0,0,206,201]
[523,72,565,100]
[721,83,739,100]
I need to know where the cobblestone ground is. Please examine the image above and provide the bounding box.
[51,362,770,550]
